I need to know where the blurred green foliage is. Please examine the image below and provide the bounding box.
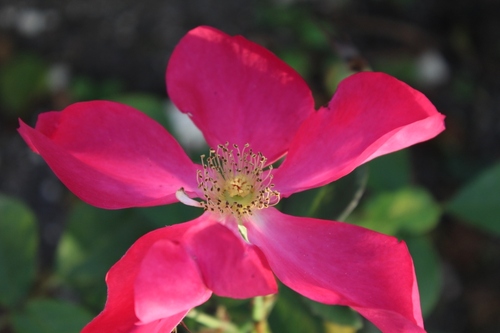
[0,54,48,117]
[0,195,37,308]
[11,299,92,333]
[446,161,500,236]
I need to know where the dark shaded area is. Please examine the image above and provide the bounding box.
[1,0,500,332]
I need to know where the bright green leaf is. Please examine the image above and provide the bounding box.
[349,187,441,236]
[11,299,92,333]
[0,194,37,308]
[446,161,500,236]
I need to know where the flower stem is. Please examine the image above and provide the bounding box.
[186,308,240,333]
[251,295,277,333]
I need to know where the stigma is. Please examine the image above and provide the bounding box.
[197,143,280,219]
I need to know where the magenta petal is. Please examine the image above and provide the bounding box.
[82,222,200,333]
[245,208,425,333]
[134,239,211,323]
[186,215,277,298]
[166,26,315,163]
[273,72,445,196]
[18,101,200,209]
[129,313,189,333]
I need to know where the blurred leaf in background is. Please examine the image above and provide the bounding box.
[349,187,441,237]
[281,165,368,222]
[366,150,412,192]
[56,202,150,310]
[11,299,92,333]
[0,53,48,117]
[406,237,442,317]
[268,286,323,333]
[0,194,38,309]
[446,161,500,236]
[303,298,363,332]
[56,200,200,311]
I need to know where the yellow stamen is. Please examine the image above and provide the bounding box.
[196,143,280,219]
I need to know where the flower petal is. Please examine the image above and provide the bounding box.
[245,208,425,333]
[186,214,277,298]
[273,72,445,196]
[82,221,201,332]
[166,26,315,163]
[18,101,200,209]
[134,239,212,323]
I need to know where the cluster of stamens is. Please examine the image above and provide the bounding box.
[197,143,280,219]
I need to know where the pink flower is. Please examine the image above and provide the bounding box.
[18,26,445,333]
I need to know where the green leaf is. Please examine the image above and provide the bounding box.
[302,299,363,330]
[0,194,37,308]
[406,237,442,316]
[0,54,48,116]
[269,286,323,333]
[349,187,441,236]
[446,161,500,236]
[282,165,367,221]
[56,202,150,309]
[11,299,92,333]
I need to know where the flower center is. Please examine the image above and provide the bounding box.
[197,143,280,219]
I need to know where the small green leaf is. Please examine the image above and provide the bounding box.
[406,236,442,316]
[446,161,500,236]
[11,299,92,333]
[302,299,363,330]
[349,187,441,236]
[0,194,37,308]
